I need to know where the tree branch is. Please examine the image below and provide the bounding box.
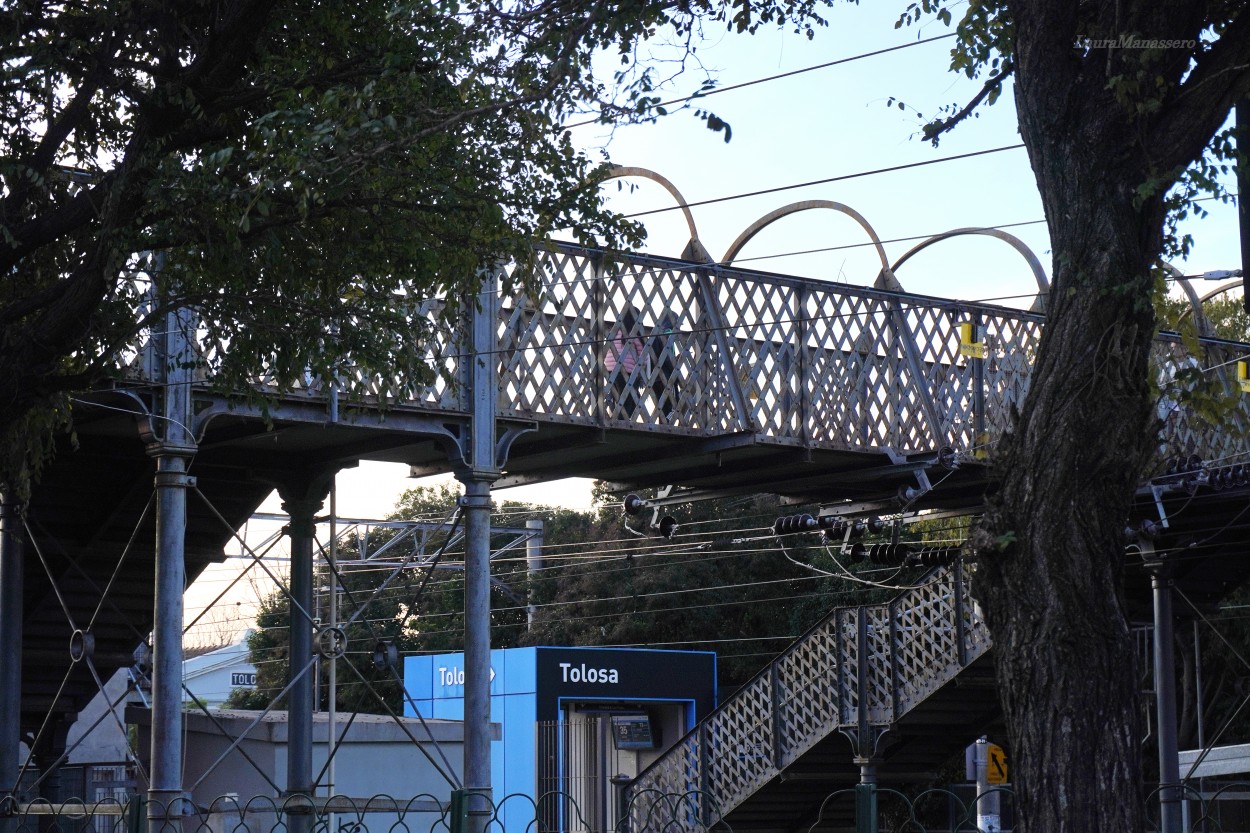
[921,61,1014,145]
[1149,11,1250,175]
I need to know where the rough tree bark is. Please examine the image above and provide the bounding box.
[966,2,1250,831]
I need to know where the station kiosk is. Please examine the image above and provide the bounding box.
[405,647,717,833]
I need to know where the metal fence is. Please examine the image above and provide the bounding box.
[17,783,1250,833]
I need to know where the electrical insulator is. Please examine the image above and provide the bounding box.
[846,543,867,563]
[823,519,848,542]
[866,516,886,534]
[1212,468,1229,491]
[622,494,646,516]
[917,547,957,567]
[656,515,678,539]
[873,544,909,565]
[849,520,867,540]
[865,543,905,565]
[772,514,818,535]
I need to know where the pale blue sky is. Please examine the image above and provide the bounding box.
[572,2,1240,301]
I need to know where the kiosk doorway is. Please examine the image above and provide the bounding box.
[537,701,689,833]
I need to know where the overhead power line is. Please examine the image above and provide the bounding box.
[565,33,958,129]
[726,219,1048,265]
[621,144,1027,218]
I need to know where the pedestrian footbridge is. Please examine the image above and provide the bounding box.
[5,238,1250,826]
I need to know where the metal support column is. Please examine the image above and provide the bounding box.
[525,519,543,629]
[1236,98,1250,315]
[973,737,1003,833]
[459,478,494,831]
[454,269,503,833]
[0,497,24,827]
[275,482,330,833]
[971,310,987,455]
[147,297,197,833]
[1148,545,1182,833]
[853,759,878,833]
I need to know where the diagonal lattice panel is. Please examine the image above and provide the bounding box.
[775,619,842,762]
[498,249,603,421]
[703,675,777,810]
[891,571,961,710]
[629,566,994,832]
[863,607,894,724]
[1152,337,1250,469]
[910,305,976,451]
[129,240,1250,469]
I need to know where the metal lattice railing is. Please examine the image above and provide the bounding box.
[124,242,1250,466]
[496,247,1043,453]
[625,563,991,831]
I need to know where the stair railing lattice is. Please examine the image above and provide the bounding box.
[626,562,991,833]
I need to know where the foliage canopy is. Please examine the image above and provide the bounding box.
[0,0,825,496]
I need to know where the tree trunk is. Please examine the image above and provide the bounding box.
[973,56,1165,829]
[975,214,1154,830]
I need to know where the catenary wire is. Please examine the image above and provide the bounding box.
[563,33,959,129]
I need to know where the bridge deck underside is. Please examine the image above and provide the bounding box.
[19,395,993,746]
[21,387,1250,758]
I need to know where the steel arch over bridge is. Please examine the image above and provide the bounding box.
[3,241,1250,827]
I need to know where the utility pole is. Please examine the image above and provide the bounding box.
[525,519,543,629]
[1143,537,1183,833]
[1237,99,1250,315]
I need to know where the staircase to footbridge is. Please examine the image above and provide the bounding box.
[6,241,1250,821]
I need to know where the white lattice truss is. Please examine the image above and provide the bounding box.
[625,565,991,832]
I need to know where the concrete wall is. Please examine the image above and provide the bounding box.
[132,709,479,833]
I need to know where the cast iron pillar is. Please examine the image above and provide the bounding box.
[275,479,331,831]
[0,498,24,827]
[454,270,503,833]
[146,298,197,833]
[852,759,878,833]
[525,519,543,628]
[458,477,494,832]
